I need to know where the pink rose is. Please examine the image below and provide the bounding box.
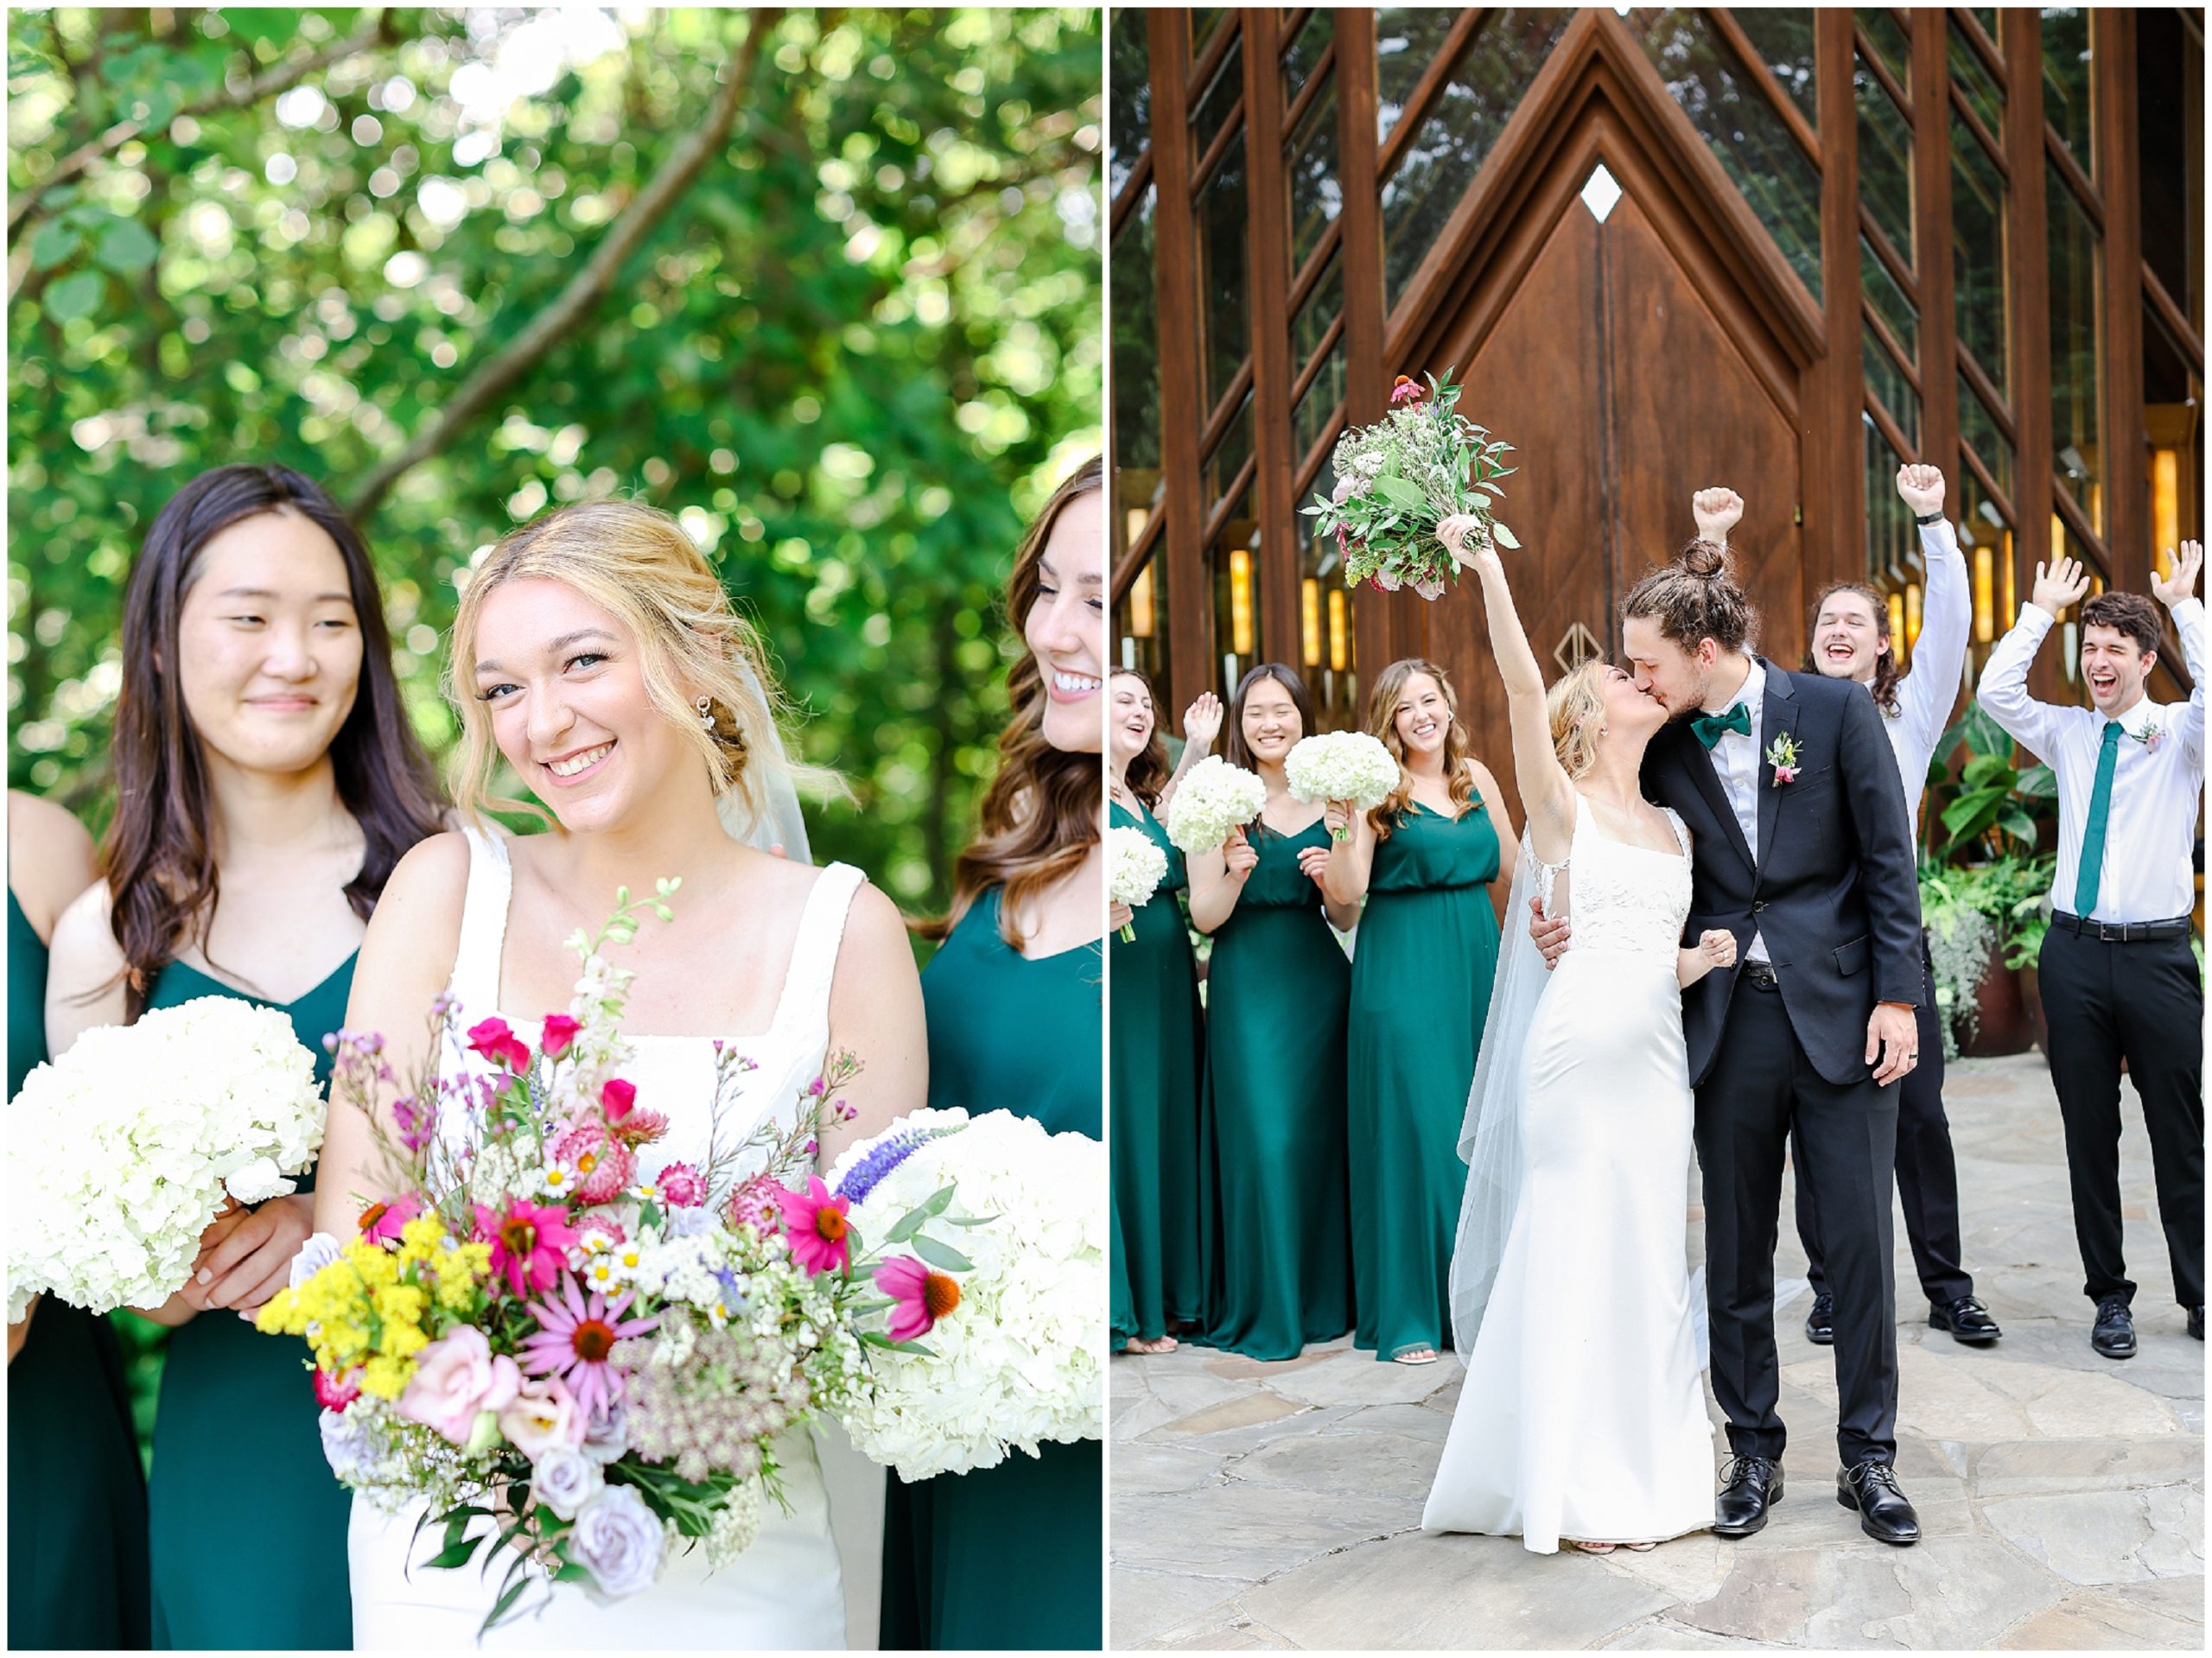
[1772,765,1799,785]
[499,1371,588,1461]
[396,1328,523,1445]
[467,1017,531,1072]
[601,1078,637,1121]
[540,1014,582,1058]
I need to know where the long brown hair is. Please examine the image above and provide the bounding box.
[1365,657,1478,838]
[102,464,444,1013]
[928,457,1103,948]
[1804,581,1902,716]
[1111,667,1171,807]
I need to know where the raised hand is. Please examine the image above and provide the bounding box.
[2031,555,2092,619]
[1182,691,1224,753]
[1223,823,1258,882]
[2152,540,2203,609]
[1436,512,1498,575]
[1692,487,1745,544]
[1895,463,1946,518]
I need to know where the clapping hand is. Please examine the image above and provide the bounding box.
[1182,691,1224,754]
[2153,540,2202,609]
[1895,463,1946,518]
[2031,555,2093,619]
[1692,487,1745,544]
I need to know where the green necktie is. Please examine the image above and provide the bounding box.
[1693,702,1752,749]
[2073,720,2123,916]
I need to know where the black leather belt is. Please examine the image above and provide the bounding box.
[1740,962,1781,989]
[2051,911,2194,943]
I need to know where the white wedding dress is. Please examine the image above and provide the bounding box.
[1423,795,1717,1552]
[347,828,883,1648]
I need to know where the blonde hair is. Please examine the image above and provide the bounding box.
[446,499,816,832]
[1545,661,1609,781]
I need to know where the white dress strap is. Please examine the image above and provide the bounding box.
[770,861,867,1046]
[1661,804,1694,862]
[448,827,515,1024]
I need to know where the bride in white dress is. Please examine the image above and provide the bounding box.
[1421,519,1724,1554]
[314,500,925,1647]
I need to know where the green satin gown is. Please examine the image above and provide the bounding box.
[142,956,356,1650]
[9,889,154,1650]
[1346,799,1502,1361]
[880,887,1103,1651]
[1109,801,1203,1348]
[1198,819,1354,1360]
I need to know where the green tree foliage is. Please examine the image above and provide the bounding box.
[10,6,1104,916]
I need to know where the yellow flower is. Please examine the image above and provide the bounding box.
[372,1282,428,1330]
[397,1213,448,1265]
[361,1354,416,1400]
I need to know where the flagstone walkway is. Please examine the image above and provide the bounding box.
[1110,1054,2205,1649]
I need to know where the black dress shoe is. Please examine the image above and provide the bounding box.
[2091,1296,2137,1359]
[1713,1455,1783,1538]
[1929,1294,2001,1344]
[2190,1306,2204,1342]
[1837,1459,1921,1546]
[1805,1293,1835,1345]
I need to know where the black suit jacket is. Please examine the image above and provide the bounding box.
[1640,660,1923,1088]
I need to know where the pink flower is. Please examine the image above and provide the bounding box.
[550,1121,637,1206]
[467,1017,531,1072]
[315,1366,362,1413]
[724,1172,784,1236]
[356,1192,423,1246]
[875,1255,962,1344]
[656,1162,707,1208]
[1772,765,1799,785]
[777,1176,853,1275]
[1410,577,1445,601]
[539,1014,582,1058]
[1389,374,1424,405]
[498,1371,587,1460]
[608,1107,668,1149]
[474,1198,582,1299]
[397,1327,523,1444]
[519,1276,658,1425]
[1370,568,1403,593]
[601,1078,637,1120]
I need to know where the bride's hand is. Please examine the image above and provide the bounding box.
[1698,929,1737,969]
[1529,896,1571,969]
[1436,514,1496,573]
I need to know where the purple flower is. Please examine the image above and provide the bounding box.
[530,1444,602,1521]
[833,1125,961,1207]
[569,1483,664,1602]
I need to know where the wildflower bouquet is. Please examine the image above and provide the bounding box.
[1300,369,1516,600]
[826,1108,1105,1480]
[1163,756,1268,856]
[257,882,969,1630]
[8,997,325,1322]
[1108,825,1170,942]
[1284,732,1401,840]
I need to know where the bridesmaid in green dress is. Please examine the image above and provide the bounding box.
[881,459,1105,1651]
[1108,670,1216,1353]
[8,790,152,1651]
[1191,664,1362,1361]
[1321,659,1516,1364]
[41,466,442,1650]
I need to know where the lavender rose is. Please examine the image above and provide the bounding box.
[530,1445,603,1521]
[569,1483,664,1601]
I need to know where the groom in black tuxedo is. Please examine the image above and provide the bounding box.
[1535,538,1925,1547]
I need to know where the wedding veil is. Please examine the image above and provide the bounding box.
[713,653,814,862]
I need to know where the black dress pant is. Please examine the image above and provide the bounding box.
[2037,923,2204,1311]
[1794,937,1972,1305]
[1695,976,1899,1468]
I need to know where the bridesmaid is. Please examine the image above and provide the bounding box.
[9,790,151,1650]
[1321,658,1515,1364]
[1108,670,1216,1354]
[43,465,443,1649]
[1191,664,1359,1360]
[880,460,1105,1651]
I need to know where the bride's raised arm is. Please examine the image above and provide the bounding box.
[1438,515,1575,867]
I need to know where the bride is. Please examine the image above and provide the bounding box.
[1421,518,1725,1554]
[313,499,925,1646]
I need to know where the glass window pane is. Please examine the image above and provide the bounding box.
[1857,53,1916,268]
[1109,8,1152,200]
[1865,412,1920,604]
[1192,10,1228,62]
[1294,251,1341,376]
[1958,370,2016,501]
[1196,130,1249,415]
[1287,77,1341,275]
[1112,187,1161,498]
[1294,333,1345,467]
[2046,158,2103,534]
[1192,36,1243,159]
[1730,8,1820,130]
[1116,540,1171,686]
[1948,20,2005,137]
[1950,111,2009,398]
[1970,10,1998,44]
[1862,233,1919,365]
[1864,321,1921,453]
[1207,391,1254,513]
[2143,299,2202,568]
[1210,480,1260,688]
[2050,512,2111,688]
[1858,8,1912,92]
[1635,9,1825,302]
[1282,8,1332,107]
[2040,9,2094,178]
[1380,10,1571,310]
[1298,450,1358,727]
[1953,460,2014,664]
[1376,8,1470,145]
[2136,7,2202,334]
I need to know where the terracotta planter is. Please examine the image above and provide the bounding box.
[1956,935,2037,1058]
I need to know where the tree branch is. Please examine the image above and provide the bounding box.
[9,12,391,236]
[346,10,782,522]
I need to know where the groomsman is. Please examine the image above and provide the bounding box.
[1976,543,2206,1358]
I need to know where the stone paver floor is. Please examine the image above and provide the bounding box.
[1110,1055,2205,1649]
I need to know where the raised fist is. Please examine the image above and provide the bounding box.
[1895,464,1946,518]
[1692,487,1745,543]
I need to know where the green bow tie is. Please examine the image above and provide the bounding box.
[1694,702,1752,749]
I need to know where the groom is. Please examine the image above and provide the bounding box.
[1535,538,1925,1546]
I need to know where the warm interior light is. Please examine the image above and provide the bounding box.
[2152,448,2179,575]
[2001,529,2015,619]
[1128,562,1155,638]
[1126,506,1148,550]
[1229,548,1254,656]
[1973,544,1994,643]
[1300,577,1321,666]
[1905,581,1923,650]
[1327,588,1348,672]
[1887,591,1906,663]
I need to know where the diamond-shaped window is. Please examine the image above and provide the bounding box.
[1579,163,1623,224]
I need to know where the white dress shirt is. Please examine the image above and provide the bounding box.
[1975,596,2207,924]
[1699,654,1770,962]
[1884,520,1972,840]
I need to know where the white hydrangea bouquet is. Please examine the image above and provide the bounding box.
[1108,825,1170,943]
[1164,755,1268,856]
[7,997,326,1322]
[826,1108,1105,1480]
[1301,369,1516,600]
[1285,731,1402,842]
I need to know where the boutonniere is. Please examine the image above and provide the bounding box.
[2133,721,2166,753]
[1765,734,1801,785]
